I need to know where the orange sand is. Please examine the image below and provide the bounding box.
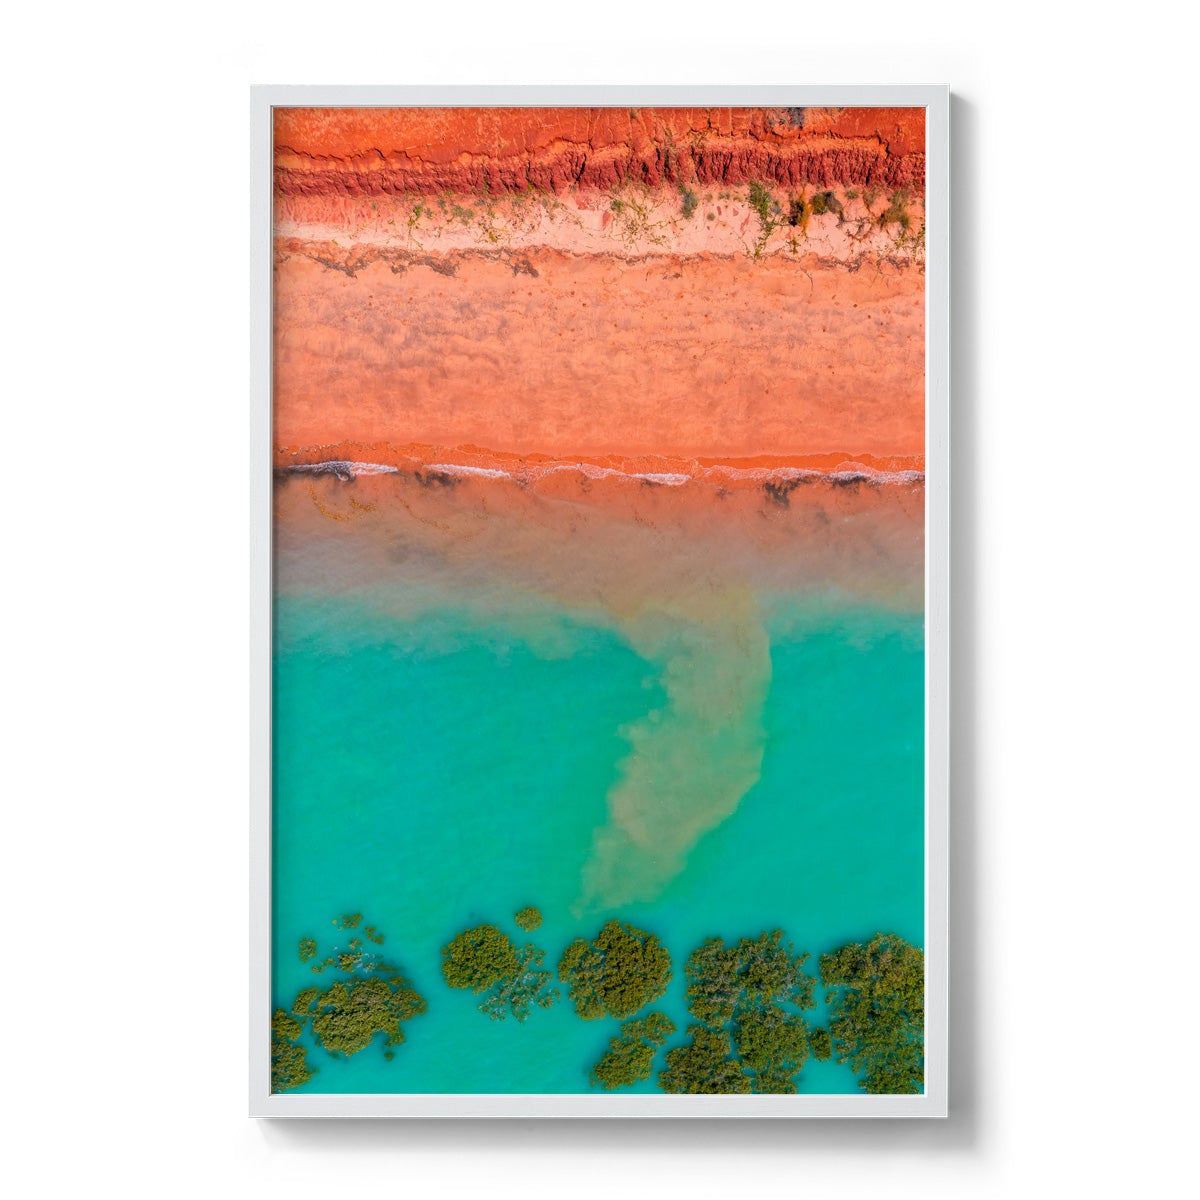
[272,246,924,460]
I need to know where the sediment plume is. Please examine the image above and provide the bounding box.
[578,587,772,913]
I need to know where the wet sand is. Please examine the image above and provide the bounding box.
[274,465,924,615]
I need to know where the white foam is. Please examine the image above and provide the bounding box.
[637,473,690,486]
[285,458,924,488]
[544,463,626,481]
[427,463,512,480]
[284,460,400,477]
[341,462,402,475]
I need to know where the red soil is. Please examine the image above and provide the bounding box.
[274,106,925,197]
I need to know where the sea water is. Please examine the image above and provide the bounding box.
[271,586,923,1094]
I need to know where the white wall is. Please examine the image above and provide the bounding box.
[5,3,1192,1195]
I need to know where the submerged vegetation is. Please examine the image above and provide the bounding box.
[479,944,558,1022]
[820,933,924,1094]
[272,914,427,1093]
[590,1012,676,1090]
[558,920,672,1020]
[441,920,559,1022]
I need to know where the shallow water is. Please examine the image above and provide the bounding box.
[272,578,923,1094]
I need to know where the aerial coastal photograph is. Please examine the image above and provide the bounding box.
[269,105,928,1096]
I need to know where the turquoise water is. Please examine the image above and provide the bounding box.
[272,588,924,1094]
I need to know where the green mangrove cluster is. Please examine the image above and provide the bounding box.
[659,930,817,1094]
[591,1012,676,1090]
[440,910,559,1022]
[272,909,924,1097]
[558,920,673,1020]
[271,913,427,1093]
[820,933,925,1094]
[514,906,542,932]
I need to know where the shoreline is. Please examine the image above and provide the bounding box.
[274,442,924,480]
[273,457,925,616]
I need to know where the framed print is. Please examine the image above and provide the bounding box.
[251,86,948,1117]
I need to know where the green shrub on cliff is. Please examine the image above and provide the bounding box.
[820,933,924,1094]
[558,920,672,1020]
[877,187,913,233]
[745,180,783,257]
[808,190,843,218]
[747,180,773,224]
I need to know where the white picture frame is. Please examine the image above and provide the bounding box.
[250,84,949,1118]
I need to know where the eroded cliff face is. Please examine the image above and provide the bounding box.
[271,105,926,467]
[274,106,925,197]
